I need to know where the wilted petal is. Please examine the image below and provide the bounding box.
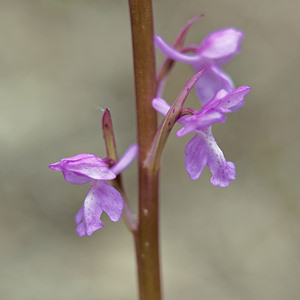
[199,28,244,65]
[49,153,116,184]
[185,129,236,187]
[194,65,235,105]
[75,181,124,236]
[110,144,138,175]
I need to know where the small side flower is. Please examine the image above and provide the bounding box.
[49,144,138,236]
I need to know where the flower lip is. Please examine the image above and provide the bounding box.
[75,181,124,236]
[184,129,236,187]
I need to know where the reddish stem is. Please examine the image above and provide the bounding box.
[128,0,162,300]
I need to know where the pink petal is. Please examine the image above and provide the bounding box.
[194,65,235,105]
[49,153,116,184]
[61,170,92,185]
[75,181,124,236]
[217,86,251,111]
[201,86,251,114]
[176,111,226,137]
[199,28,244,65]
[110,144,138,175]
[185,129,236,187]
[155,35,201,64]
[152,97,171,116]
[185,133,208,180]
[75,206,84,225]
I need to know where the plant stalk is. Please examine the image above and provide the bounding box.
[128,0,162,299]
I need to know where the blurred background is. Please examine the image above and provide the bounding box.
[1,0,299,299]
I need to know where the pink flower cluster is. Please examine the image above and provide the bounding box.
[154,22,250,187]
[49,16,251,236]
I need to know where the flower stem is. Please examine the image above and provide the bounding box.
[128,0,162,299]
[102,109,137,232]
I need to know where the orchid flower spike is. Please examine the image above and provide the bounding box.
[49,144,138,236]
[152,86,251,187]
[155,27,244,105]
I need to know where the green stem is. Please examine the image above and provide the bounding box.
[128,0,162,299]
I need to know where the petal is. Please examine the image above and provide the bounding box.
[195,65,235,105]
[185,129,236,187]
[201,86,251,114]
[64,154,116,180]
[185,134,208,180]
[152,97,171,116]
[110,144,138,175]
[49,161,63,171]
[216,86,251,112]
[49,158,92,184]
[75,181,124,236]
[199,28,244,65]
[200,89,230,113]
[75,205,84,225]
[205,131,236,187]
[50,153,116,184]
[61,170,92,185]
[176,111,226,137]
[155,35,201,64]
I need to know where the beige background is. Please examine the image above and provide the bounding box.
[1,0,299,299]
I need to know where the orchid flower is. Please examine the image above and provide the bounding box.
[152,86,251,187]
[155,27,244,105]
[49,144,138,236]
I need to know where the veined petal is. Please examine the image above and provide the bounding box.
[185,129,236,187]
[176,111,226,137]
[199,28,244,65]
[75,181,124,236]
[110,144,138,175]
[155,35,201,64]
[195,65,235,105]
[49,153,116,183]
[217,86,251,112]
[201,86,251,114]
